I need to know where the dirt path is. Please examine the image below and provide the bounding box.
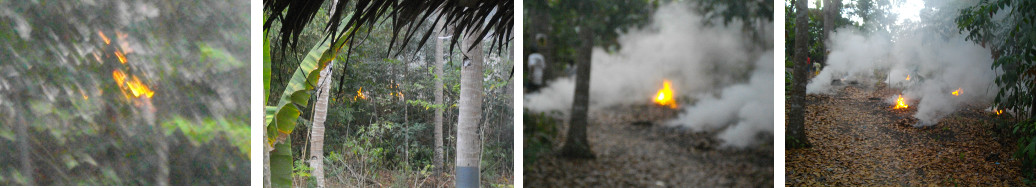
[786,85,1024,186]
[525,106,773,187]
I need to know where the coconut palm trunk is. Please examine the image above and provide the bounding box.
[433,22,447,173]
[456,28,484,188]
[309,62,334,188]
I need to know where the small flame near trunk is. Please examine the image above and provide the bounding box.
[905,74,910,80]
[893,95,908,109]
[951,88,961,96]
[654,80,677,109]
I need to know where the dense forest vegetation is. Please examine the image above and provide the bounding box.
[263,0,513,187]
[0,0,250,185]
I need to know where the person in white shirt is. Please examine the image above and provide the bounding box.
[527,48,546,92]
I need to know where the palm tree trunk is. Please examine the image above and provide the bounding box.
[309,62,333,188]
[561,26,595,159]
[433,21,447,174]
[456,28,484,188]
[788,0,811,148]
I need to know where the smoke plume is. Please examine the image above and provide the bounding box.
[524,3,774,148]
[808,15,998,126]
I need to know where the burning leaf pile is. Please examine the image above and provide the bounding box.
[787,85,1023,186]
[653,80,677,109]
[893,95,908,109]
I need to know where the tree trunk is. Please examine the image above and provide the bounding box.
[823,0,834,41]
[455,28,484,188]
[560,26,595,159]
[138,98,168,186]
[433,21,446,174]
[16,103,34,186]
[788,0,811,148]
[264,125,271,187]
[308,62,333,188]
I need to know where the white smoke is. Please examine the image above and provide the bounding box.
[668,51,773,148]
[807,17,998,126]
[523,3,774,148]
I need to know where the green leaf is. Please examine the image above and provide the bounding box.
[270,138,292,188]
[265,19,354,188]
[0,129,14,141]
[264,14,272,104]
[62,153,78,169]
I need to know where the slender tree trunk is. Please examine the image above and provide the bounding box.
[309,62,333,188]
[16,103,34,186]
[264,125,271,187]
[433,21,447,174]
[788,0,811,148]
[560,26,595,159]
[456,28,484,188]
[136,98,169,186]
[528,0,553,81]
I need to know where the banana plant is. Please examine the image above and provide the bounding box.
[264,26,352,187]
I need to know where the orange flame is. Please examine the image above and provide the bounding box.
[905,74,910,80]
[893,95,908,109]
[112,70,154,98]
[951,88,961,96]
[353,87,367,101]
[98,31,110,44]
[114,50,127,64]
[654,80,677,109]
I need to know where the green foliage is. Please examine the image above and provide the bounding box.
[264,22,272,102]
[1014,121,1036,169]
[160,116,250,158]
[292,160,313,178]
[523,110,559,164]
[784,2,829,66]
[196,42,245,72]
[957,0,1036,119]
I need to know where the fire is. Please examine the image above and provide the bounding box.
[112,69,155,98]
[893,95,908,109]
[653,80,677,109]
[114,50,127,64]
[905,74,910,80]
[996,109,1003,115]
[951,88,961,96]
[98,31,111,44]
[353,87,367,101]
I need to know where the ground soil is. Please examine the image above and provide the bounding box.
[525,106,774,187]
[785,84,1024,186]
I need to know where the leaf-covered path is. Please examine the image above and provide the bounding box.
[786,85,1024,186]
[525,106,773,187]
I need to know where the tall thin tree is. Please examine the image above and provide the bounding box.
[456,28,484,188]
[433,21,447,173]
[309,62,333,188]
